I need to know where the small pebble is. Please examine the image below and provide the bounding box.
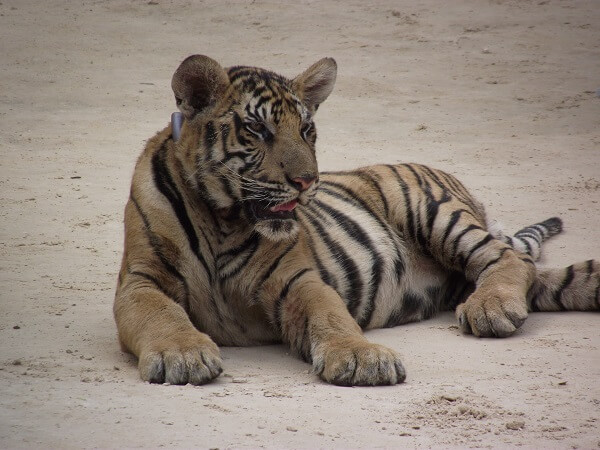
[505,420,525,430]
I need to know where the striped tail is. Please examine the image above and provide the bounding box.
[528,260,600,312]
[489,217,563,261]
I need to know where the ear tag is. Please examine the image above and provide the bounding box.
[171,112,184,141]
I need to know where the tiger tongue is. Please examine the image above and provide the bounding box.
[270,200,298,213]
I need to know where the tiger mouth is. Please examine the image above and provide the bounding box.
[246,199,299,221]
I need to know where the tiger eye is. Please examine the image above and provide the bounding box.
[247,121,267,135]
[301,122,313,136]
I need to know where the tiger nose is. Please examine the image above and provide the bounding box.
[291,176,317,192]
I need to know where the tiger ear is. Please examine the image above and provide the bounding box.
[171,55,230,120]
[292,57,337,113]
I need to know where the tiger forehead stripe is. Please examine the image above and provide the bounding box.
[244,88,307,124]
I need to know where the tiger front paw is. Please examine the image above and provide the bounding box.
[312,337,406,386]
[456,286,528,338]
[138,332,223,385]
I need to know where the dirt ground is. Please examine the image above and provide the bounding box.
[1,0,599,448]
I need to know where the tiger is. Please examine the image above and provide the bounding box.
[114,55,599,386]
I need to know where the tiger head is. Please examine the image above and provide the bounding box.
[171,55,337,241]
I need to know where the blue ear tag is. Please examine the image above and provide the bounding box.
[171,112,183,141]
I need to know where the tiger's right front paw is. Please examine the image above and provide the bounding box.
[139,332,222,385]
[312,337,406,386]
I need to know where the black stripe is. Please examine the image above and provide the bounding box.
[527,224,546,239]
[269,98,283,123]
[425,189,452,240]
[254,95,271,111]
[506,235,515,247]
[274,268,312,334]
[319,181,405,281]
[413,196,429,253]
[204,121,217,161]
[192,155,220,210]
[420,165,472,212]
[175,160,216,256]
[441,209,466,248]
[301,227,336,290]
[435,169,476,210]
[554,265,574,310]
[516,235,533,256]
[256,237,299,290]
[130,195,190,312]
[394,257,405,279]
[384,165,416,242]
[405,164,425,188]
[586,259,594,280]
[232,111,250,146]
[462,234,494,268]
[228,68,257,84]
[319,182,387,232]
[475,247,510,280]
[357,171,389,217]
[531,224,547,237]
[152,143,214,283]
[217,233,261,280]
[407,166,435,251]
[313,199,383,327]
[221,237,260,280]
[301,207,363,317]
[515,231,541,242]
[216,232,259,263]
[220,123,231,157]
[451,224,484,265]
[252,85,267,97]
[411,166,455,245]
[418,164,448,191]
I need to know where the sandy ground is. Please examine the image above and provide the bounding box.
[1,0,599,448]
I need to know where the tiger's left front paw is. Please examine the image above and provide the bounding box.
[456,287,528,338]
[312,337,406,386]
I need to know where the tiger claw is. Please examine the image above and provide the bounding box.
[456,290,528,338]
[312,337,406,386]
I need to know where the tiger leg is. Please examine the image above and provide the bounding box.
[454,244,535,337]
[386,164,536,337]
[263,269,405,386]
[444,214,537,337]
[114,279,223,385]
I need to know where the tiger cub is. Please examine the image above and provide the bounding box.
[114,55,599,386]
